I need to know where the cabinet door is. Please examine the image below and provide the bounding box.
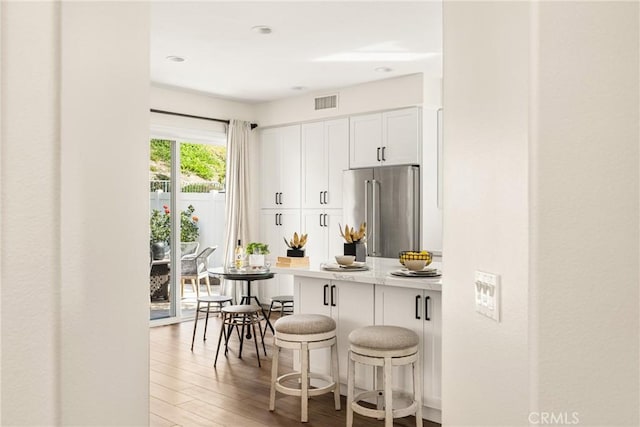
[325,209,343,260]
[301,209,327,261]
[349,113,382,169]
[258,210,282,301]
[260,128,282,208]
[295,277,332,382]
[423,290,442,410]
[301,122,327,209]
[278,125,301,209]
[333,280,374,389]
[325,118,348,208]
[381,107,420,166]
[375,285,424,402]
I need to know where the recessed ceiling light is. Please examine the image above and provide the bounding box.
[251,25,272,35]
[374,66,393,73]
[291,86,306,91]
[166,55,186,63]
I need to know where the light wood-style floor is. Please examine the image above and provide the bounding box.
[150,313,440,427]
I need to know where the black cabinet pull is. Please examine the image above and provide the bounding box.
[319,213,323,227]
[425,296,431,321]
[415,295,421,320]
[323,284,329,306]
[275,213,278,226]
[330,285,336,307]
[382,146,386,161]
[320,191,323,204]
[377,147,381,161]
[279,192,283,205]
[323,191,328,204]
[275,193,278,205]
[279,213,282,226]
[323,214,328,227]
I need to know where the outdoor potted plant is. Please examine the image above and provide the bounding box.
[149,204,200,260]
[246,242,270,268]
[150,205,171,259]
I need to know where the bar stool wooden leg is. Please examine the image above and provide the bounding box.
[414,357,423,427]
[301,341,309,422]
[384,356,393,427]
[346,350,355,427]
[269,344,280,411]
[331,341,341,410]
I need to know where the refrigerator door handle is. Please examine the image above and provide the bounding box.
[371,179,379,256]
[364,180,371,252]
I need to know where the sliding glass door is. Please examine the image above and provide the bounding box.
[149,138,227,323]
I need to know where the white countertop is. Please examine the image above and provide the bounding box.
[271,257,442,291]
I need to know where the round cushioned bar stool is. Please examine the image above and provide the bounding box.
[269,314,341,422]
[214,304,267,367]
[191,295,233,351]
[347,325,422,427]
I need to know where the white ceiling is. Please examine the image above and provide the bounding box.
[151,1,442,104]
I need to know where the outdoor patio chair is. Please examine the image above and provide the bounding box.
[181,245,217,298]
[180,241,199,258]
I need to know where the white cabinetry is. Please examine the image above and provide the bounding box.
[349,107,420,168]
[375,285,442,420]
[300,209,343,262]
[294,277,374,389]
[301,118,348,209]
[258,210,300,300]
[260,125,301,209]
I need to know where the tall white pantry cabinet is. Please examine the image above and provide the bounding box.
[300,118,349,261]
[259,125,302,300]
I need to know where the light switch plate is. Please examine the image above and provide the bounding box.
[475,271,500,322]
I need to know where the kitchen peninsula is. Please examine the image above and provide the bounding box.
[271,257,443,423]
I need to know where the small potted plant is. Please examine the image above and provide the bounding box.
[340,222,367,262]
[284,232,308,257]
[246,242,270,268]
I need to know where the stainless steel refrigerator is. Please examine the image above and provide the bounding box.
[343,165,420,258]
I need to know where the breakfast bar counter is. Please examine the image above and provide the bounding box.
[271,256,443,423]
[270,257,442,291]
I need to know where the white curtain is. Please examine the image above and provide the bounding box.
[223,120,251,267]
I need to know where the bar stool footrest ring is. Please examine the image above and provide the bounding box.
[275,372,337,397]
[351,390,418,419]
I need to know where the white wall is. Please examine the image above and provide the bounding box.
[442,2,531,425]
[443,1,639,426]
[255,73,429,127]
[151,84,257,123]
[531,2,639,424]
[1,2,60,423]
[1,2,150,425]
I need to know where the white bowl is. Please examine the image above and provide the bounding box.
[335,255,355,266]
[404,259,426,271]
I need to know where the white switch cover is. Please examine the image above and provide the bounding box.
[475,271,500,322]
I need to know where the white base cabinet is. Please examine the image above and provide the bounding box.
[294,277,374,390]
[375,285,442,422]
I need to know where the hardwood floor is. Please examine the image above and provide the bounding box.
[150,313,440,427]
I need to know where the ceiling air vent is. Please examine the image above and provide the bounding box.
[314,94,338,111]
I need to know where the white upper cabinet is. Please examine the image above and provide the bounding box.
[349,107,420,168]
[301,118,348,209]
[260,125,301,209]
[349,113,382,169]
